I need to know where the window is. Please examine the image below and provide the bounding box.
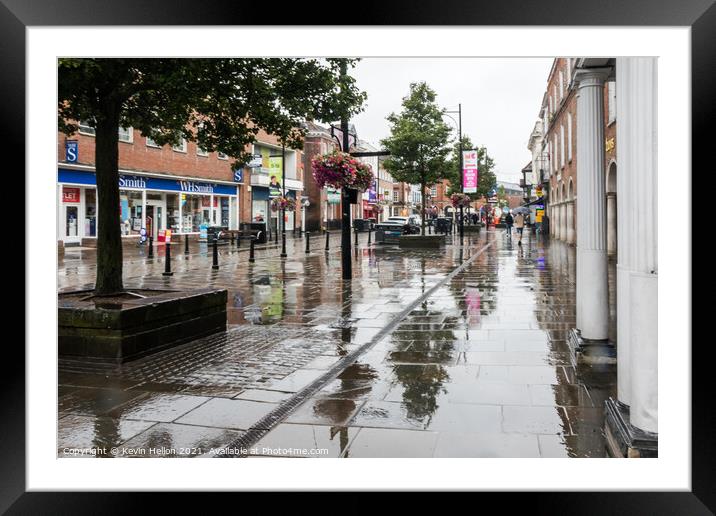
[567,113,573,161]
[146,134,161,148]
[566,58,572,86]
[172,138,187,153]
[78,121,95,136]
[118,127,133,143]
[217,152,229,160]
[393,190,399,202]
[560,125,565,168]
[430,186,437,197]
[607,81,617,123]
[552,86,557,110]
[559,71,564,100]
[196,146,209,157]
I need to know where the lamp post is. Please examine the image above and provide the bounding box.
[444,104,464,245]
[280,143,287,258]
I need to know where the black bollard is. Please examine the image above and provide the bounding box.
[212,236,219,270]
[236,232,241,248]
[325,231,330,251]
[281,232,287,258]
[184,235,190,255]
[230,232,235,246]
[249,236,256,263]
[162,242,173,276]
[368,228,372,245]
[148,236,154,258]
[354,228,359,247]
[305,232,310,254]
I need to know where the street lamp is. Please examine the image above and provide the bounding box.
[301,196,310,235]
[443,104,464,246]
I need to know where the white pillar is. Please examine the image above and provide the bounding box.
[575,69,610,340]
[618,57,658,433]
[567,200,576,244]
[607,192,617,254]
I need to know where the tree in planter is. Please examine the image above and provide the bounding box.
[380,82,452,235]
[444,136,497,209]
[58,58,366,295]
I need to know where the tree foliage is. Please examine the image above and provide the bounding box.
[380,82,453,233]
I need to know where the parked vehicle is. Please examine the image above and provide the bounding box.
[386,216,421,234]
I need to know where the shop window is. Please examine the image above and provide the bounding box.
[166,194,180,233]
[84,188,97,237]
[181,194,211,232]
[119,190,143,236]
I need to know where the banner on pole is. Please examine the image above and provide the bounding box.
[462,150,479,193]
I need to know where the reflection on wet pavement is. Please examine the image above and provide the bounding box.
[58,229,616,458]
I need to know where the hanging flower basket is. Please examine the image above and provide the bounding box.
[311,151,375,192]
[270,196,296,212]
[451,193,472,208]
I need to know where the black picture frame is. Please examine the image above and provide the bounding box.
[5,0,709,511]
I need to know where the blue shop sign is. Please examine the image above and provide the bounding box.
[234,169,243,183]
[65,141,78,163]
[58,168,236,196]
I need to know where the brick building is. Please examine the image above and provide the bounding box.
[57,123,304,245]
[532,57,617,250]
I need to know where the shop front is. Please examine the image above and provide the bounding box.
[58,167,239,244]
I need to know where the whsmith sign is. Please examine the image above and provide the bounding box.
[59,168,236,196]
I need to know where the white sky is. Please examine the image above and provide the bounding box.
[350,58,553,184]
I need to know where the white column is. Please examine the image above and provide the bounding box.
[618,57,658,433]
[607,192,617,254]
[566,200,575,244]
[575,69,610,340]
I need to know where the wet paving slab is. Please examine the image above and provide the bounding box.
[58,229,617,458]
[242,231,617,458]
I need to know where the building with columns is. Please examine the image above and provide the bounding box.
[527,57,657,457]
[566,57,657,457]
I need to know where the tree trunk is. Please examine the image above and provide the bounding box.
[94,103,124,295]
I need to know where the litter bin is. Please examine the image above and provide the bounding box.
[206,225,228,241]
[240,222,267,244]
[353,219,368,231]
[375,223,403,244]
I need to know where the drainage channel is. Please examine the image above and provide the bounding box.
[213,238,495,457]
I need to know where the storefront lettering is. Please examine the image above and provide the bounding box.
[179,181,214,193]
[118,176,147,189]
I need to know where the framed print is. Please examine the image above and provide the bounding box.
[5,0,711,511]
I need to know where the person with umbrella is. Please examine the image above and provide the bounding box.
[514,210,526,246]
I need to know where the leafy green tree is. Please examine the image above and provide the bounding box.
[445,137,497,207]
[58,58,365,295]
[380,82,453,234]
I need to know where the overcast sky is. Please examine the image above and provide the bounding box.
[350,58,553,184]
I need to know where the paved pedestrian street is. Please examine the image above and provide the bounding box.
[58,229,617,458]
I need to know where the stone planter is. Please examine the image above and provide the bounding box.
[58,288,227,365]
[398,234,446,248]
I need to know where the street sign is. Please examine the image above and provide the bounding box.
[247,155,263,168]
[65,140,78,163]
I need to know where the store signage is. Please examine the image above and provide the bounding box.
[62,187,80,203]
[368,180,377,202]
[234,169,244,183]
[58,169,237,196]
[65,140,78,163]
[462,150,479,194]
[327,187,341,205]
[536,185,543,196]
[119,175,147,189]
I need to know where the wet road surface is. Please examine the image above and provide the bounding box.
[58,228,617,458]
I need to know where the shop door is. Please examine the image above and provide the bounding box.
[146,200,166,240]
[62,204,81,244]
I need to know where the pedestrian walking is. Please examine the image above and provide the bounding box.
[504,211,514,239]
[514,212,525,246]
[471,212,478,225]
